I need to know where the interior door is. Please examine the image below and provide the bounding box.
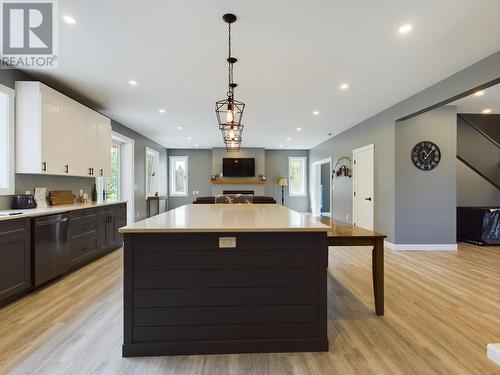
[353,144,374,230]
[41,94,64,174]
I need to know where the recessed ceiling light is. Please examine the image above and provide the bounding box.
[187,136,192,140]
[63,15,77,25]
[312,111,319,116]
[128,80,137,86]
[279,145,283,148]
[286,137,291,141]
[158,109,165,113]
[296,127,302,131]
[398,23,412,35]
[176,126,182,130]
[474,90,485,97]
[482,108,492,114]
[194,144,199,147]
[340,83,349,90]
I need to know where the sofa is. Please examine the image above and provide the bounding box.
[193,195,276,204]
[457,207,500,245]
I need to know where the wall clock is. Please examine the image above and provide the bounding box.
[411,141,441,171]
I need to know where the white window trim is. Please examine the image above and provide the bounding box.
[169,156,188,197]
[0,84,15,196]
[111,141,121,200]
[288,156,307,197]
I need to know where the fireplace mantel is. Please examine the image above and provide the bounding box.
[210,178,265,185]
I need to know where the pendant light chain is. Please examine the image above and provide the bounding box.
[227,22,233,99]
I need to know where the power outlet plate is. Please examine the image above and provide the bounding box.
[219,237,236,248]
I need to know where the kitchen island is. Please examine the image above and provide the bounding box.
[120,204,331,357]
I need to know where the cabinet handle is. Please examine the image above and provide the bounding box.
[42,161,47,172]
[100,169,103,176]
[88,167,92,176]
[65,164,69,174]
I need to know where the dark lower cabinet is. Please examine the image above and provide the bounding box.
[98,203,126,252]
[69,208,99,268]
[0,203,126,308]
[0,218,31,307]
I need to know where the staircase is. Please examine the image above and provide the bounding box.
[457,114,500,190]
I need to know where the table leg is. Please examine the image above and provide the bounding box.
[372,238,384,316]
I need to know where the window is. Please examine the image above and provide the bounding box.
[170,156,188,196]
[0,84,15,195]
[146,147,160,197]
[289,157,307,197]
[106,142,121,201]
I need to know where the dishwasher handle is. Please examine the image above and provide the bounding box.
[35,216,68,226]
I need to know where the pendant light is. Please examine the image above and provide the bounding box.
[215,13,245,151]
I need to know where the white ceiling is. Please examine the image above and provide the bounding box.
[29,0,500,149]
[450,83,500,114]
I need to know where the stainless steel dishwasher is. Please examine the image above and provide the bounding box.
[33,213,69,287]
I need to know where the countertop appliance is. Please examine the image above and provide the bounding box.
[33,213,69,287]
[12,194,37,209]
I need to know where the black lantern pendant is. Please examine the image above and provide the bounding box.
[215,13,245,151]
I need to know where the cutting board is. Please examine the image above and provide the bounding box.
[48,191,75,206]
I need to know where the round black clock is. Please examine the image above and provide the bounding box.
[411,141,441,171]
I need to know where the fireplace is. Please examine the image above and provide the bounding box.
[223,190,254,195]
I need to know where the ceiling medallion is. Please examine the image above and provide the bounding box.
[215,13,245,152]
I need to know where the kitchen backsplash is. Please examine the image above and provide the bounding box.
[0,174,94,210]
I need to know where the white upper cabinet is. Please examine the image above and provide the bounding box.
[40,91,64,174]
[15,81,112,178]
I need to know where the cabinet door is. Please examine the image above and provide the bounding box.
[41,93,64,174]
[61,103,87,176]
[107,211,117,247]
[0,219,31,305]
[86,115,98,177]
[96,120,112,178]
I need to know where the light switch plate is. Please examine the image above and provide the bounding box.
[219,237,236,248]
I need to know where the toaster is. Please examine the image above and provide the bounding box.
[11,194,37,209]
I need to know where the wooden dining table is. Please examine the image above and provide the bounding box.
[321,217,387,316]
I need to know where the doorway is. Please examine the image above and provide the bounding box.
[112,131,135,224]
[311,157,332,217]
[320,162,331,216]
[352,144,374,230]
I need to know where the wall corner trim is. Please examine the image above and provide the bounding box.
[384,241,457,251]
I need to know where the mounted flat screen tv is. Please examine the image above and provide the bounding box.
[223,158,255,177]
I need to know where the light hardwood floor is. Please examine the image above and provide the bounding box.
[1,243,499,374]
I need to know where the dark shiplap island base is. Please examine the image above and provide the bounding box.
[122,231,329,357]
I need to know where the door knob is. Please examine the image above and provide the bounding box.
[365,197,372,201]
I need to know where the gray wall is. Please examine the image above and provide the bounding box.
[0,67,168,220]
[265,150,310,212]
[212,148,266,196]
[309,51,500,243]
[395,106,457,244]
[110,121,167,221]
[457,159,500,206]
[310,117,395,233]
[168,149,213,209]
[167,148,310,212]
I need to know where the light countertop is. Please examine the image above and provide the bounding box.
[0,201,126,222]
[119,204,330,233]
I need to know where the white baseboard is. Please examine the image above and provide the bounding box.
[384,241,457,251]
[487,344,500,366]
